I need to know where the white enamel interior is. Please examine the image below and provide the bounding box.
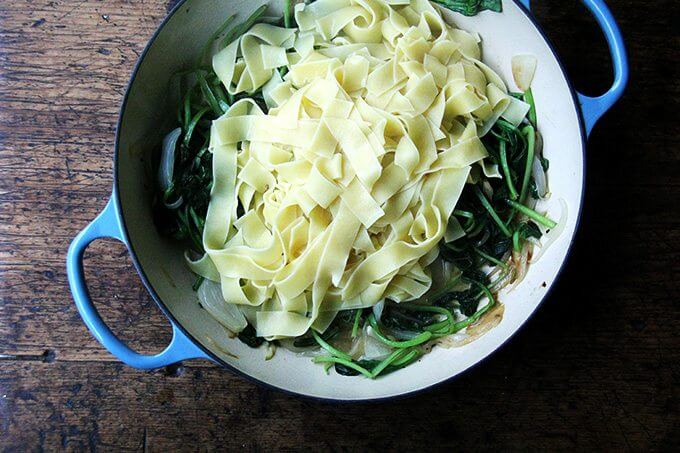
[115,0,584,400]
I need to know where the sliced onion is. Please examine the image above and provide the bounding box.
[372,299,385,322]
[530,198,568,263]
[362,327,393,360]
[441,260,457,283]
[535,128,544,153]
[197,279,248,334]
[532,157,547,198]
[164,195,184,210]
[264,342,277,360]
[490,266,514,293]
[158,127,182,192]
[509,243,530,291]
[482,179,494,197]
[512,54,537,91]
[532,130,549,198]
[474,228,490,247]
[332,328,359,355]
[348,332,365,359]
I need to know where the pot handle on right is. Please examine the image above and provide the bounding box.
[519,0,629,136]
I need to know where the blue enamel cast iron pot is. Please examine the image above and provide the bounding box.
[67,0,628,401]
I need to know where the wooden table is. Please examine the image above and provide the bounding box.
[1,1,677,450]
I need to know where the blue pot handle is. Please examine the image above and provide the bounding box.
[519,0,629,136]
[66,195,209,369]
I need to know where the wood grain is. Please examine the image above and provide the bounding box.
[1,0,678,450]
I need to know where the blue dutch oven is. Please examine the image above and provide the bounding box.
[67,0,627,401]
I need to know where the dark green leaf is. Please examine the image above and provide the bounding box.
[238,325,264,348]
[517,221,542,240]
[192,276,205,292]
[432,0,502,16]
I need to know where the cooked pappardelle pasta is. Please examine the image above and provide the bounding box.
[154,0,559,378]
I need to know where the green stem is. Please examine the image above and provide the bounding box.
[524,87,537,127]
[425,270,463,304]
[183,106,211,148]
[512,229,521,253]
[351,309,362,338]
[197,14,236,66]
[197,72,223,116]
[390,348,420,367]
[312,330,352,361]
[506,199,557,229]
[370,349,408,378]
[496,118,520,132]
[210,81,231,112]
[367,314,432,348]
[313,356,373,378]
[189,206,205,233]
[453,209,474,219]
[474,247,509,269]
[220,5,268,48]
[450,281,497,333]
[176,76,185,126]
[425,320,451,334]
[397,304,454,333]
[178,206,203,252]
[283,0,293,28]
[499,141,519,200]
[453,209,476,232]
[474,186,512,237]
[519,125,536,203]
[182,84,193,129]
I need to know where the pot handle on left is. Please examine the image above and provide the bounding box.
[520,0,629,136]
[66,196,209,369]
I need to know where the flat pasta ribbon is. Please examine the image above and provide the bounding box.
[193,0,525,338]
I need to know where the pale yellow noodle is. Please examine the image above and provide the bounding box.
[188,0,525,339]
